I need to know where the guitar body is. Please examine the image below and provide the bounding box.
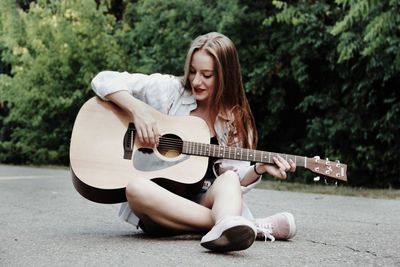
[70,97,210,204]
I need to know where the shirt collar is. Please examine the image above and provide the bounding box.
[181,91,234,122]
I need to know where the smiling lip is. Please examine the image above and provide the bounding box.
[193,87,206,93]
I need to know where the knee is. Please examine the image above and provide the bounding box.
[219,170,241,188]
[125,179,152,209]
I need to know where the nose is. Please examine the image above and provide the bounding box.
[192,72,201,87]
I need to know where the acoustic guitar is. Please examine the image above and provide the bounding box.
[70,97,347,204]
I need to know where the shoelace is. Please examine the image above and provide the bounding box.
[255,224,275,242]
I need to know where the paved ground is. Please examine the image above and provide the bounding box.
[1,164,399,266]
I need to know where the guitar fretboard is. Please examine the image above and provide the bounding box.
[182,141,306,167]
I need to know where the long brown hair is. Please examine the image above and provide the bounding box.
[183,32,258,149]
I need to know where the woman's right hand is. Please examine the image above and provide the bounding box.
[105,91,160,147]
[131,106,160,147]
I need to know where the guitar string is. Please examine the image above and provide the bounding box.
[142,136,252,159]
[133,134,317,166]
[133,136,341,177]
[141,136,281,162]
[130,131,336,162]
[130,133,341,178]
[156,137,292,158]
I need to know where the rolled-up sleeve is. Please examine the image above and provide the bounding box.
[91,71,182,113]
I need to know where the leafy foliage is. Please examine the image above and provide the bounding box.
[329,0,400,187]
[0,0,125,164]
[118,0,245,74]
[261,0,400,187]
[0,0,399,188]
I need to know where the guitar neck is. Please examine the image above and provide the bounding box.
[182,141,307,167]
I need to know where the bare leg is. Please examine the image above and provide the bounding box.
[126,170,243,233]
[199,170,243,222]
[199,171,256,252]
[126,178,214,232]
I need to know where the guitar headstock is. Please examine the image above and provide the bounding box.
[306,156,347,182]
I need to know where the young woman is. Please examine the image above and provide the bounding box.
[91,32,297,252]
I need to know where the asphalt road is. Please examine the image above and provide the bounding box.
[1,164,399,266]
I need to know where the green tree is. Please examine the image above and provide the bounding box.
[329,0,400,187]
[240,1,349,183]
[0,0,399,188]
[0,0,126,164]
[118,0,245,74]
[260,0,400,187]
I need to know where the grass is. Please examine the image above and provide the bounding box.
[257,179,400,200]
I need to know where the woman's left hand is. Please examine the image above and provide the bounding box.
[257,155,296,180]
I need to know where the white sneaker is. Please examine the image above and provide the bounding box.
[200,216,256,252]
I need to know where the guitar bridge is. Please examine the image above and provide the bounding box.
[123,123,136,159]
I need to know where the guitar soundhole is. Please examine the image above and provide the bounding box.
[157,134,183,158]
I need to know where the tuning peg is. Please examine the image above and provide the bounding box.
[314,156,320,159]
[313,176,320,182]
[336,160,341,167]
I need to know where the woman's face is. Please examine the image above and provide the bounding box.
[189,49,216,104]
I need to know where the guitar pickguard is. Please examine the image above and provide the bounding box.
[132,148,190,171]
